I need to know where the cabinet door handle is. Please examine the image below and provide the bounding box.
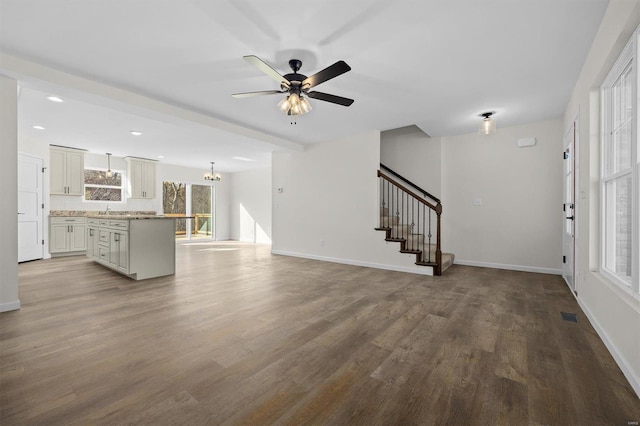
[114,233,120,242]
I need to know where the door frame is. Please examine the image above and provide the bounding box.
[563,114,579,295]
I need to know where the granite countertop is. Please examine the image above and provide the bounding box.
[49,210,192,220]
[50,210,157,217]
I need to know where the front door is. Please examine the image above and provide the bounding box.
[18,153,44,262]
[562,122,576,293]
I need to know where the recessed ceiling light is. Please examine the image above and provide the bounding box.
[47,96,64,103]
[157,155,164,159]
[32,125,45,130]
[130,130,143,136]
[232,156,256,162]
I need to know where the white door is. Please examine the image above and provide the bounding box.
[562,122,576,293]
[18,154,44,262]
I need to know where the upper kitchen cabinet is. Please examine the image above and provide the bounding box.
[126,157,156,199]
[50,145,85,196]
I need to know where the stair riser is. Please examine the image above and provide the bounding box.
[379,216,399,226]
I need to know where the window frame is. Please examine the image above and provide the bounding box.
[83,167,126,203]
[600,32,639,296]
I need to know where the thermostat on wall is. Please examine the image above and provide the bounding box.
[517,137,537,147]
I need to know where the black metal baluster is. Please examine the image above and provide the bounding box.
[428,208,432,263]
[395,186,399,238]
[422,204,427,262]
[417,200,420,255]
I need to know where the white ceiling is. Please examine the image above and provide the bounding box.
[0,0,609,171]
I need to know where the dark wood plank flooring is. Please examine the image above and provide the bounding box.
[1,242,639,425]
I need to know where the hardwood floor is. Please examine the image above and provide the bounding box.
[2,242,639,425]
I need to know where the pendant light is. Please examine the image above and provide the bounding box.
[478,112,496,135]
[204,162,221,181]
[105,153,114,178]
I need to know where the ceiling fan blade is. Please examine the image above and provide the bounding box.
[302,61,351,89]
[232,90,284,98]
[243,55,290,87]
[307,91,354,106]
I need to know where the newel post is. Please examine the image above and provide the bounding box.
[435,202,442,276]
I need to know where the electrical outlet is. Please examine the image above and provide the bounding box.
[473,198,482,206]
[320,239,324,247]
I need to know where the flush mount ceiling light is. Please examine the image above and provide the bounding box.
[47,96,63,102]
[32,125,45,130]
[130,130,143,136]
[478,112,496,135]
[204,162,221,181]
[232,56,354,117]
[105,153,115,178]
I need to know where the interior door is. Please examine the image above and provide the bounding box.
[18,153,44,262]
[562,122,576,292]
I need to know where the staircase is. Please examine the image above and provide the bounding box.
[376,164,454,275]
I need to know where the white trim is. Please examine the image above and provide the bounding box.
[271,250,434,276]
[454,259,562,275]
[577,297,640,399]
[0,300,21,313]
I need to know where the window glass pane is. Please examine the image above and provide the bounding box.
[191,184,212,238]
[606,63,633,177]
[85,187,122,201]
[162,181,187,238]
[604,175,632,282]
[614,121,632,172]
[84,169,122,186]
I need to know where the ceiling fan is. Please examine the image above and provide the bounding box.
[232,55,354,116]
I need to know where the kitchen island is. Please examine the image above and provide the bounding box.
[86,215,176,280]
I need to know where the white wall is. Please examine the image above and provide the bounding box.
[0,75,20,312]
[272,130,433,275]
[230,167,272,243]
[441,119,563,274]
[380,126,442,199]
[563,0,640,397]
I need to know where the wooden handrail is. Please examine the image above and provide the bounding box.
[378,170,438,211]
[380,163,441,204]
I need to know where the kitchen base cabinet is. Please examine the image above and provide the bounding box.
[87,217,175,280]
[49,216,87,256]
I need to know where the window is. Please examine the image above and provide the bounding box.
[601,33,638,294]
[84,168,124,202]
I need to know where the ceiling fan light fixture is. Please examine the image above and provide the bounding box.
[478,112,496,135]
[277,96,290,113]
[300,96,312,114]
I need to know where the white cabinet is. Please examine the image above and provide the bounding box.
[104,220,129,274]
[87,219,99,258]
[49,217,87,255]
[50,146,85,196]
[109,229,129,273]
[126,158,156,199]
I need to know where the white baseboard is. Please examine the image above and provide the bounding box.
[271,250,434,276]
[577,298,640,399]
[0,299,21,313]
[454,259,562,275]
